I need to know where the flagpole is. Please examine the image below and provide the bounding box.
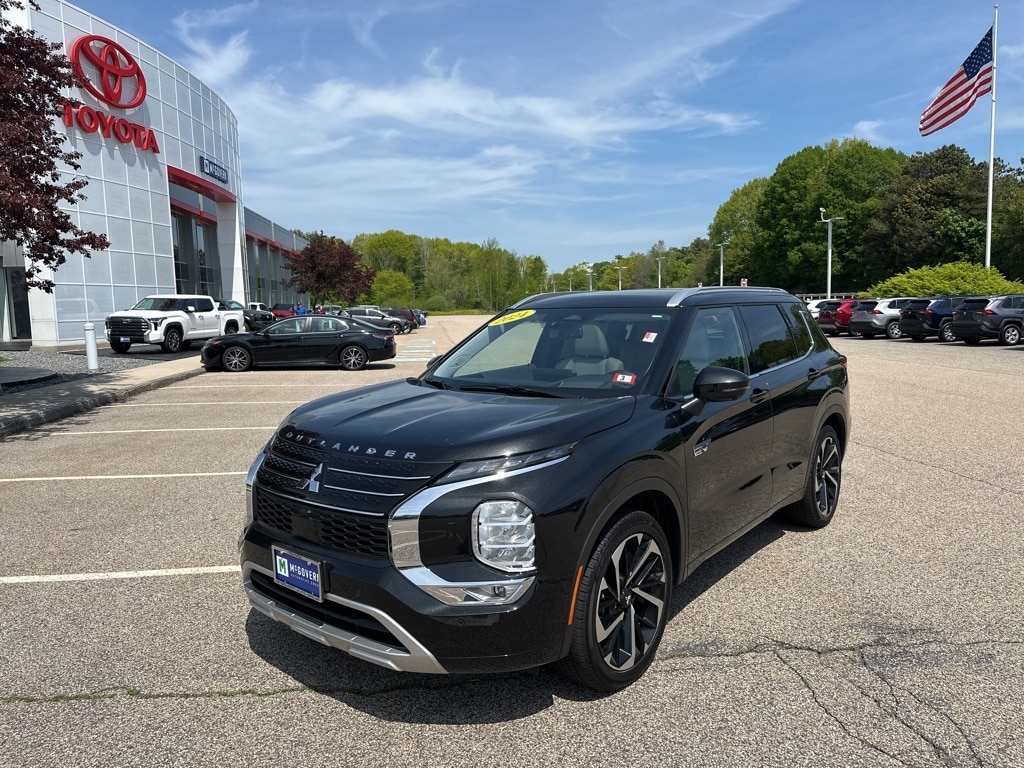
[985,4,998,269]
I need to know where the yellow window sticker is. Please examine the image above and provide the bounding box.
[488,309,536,326]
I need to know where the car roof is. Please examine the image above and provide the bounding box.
[513,286,795,310]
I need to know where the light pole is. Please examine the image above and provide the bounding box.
[717,238,730,286]
[819,208,843,299]
[656,257,663,289]
[615,266,623,290]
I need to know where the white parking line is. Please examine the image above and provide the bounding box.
[0,565,241,585]
[0,471,247,483]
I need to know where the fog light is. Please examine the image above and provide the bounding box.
[472,500,535,573]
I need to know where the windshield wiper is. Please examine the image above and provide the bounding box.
[412,376,449,390]
[454,383,562,398]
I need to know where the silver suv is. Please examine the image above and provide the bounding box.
[848,297,920,340]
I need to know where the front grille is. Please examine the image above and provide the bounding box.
[249,570,403,649]
[107,317,150,336]
[253,433,455,557]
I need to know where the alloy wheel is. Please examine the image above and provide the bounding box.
[814,434,841,517]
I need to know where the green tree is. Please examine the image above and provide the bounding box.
[351,230,418,274]
[370,269,416,306]
[751,138,906,293]
[1,0,109,292]
[709,177,768,286]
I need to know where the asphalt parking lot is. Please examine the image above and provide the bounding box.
[1,319,1022,768]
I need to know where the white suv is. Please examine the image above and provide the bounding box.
[848,297,920,340]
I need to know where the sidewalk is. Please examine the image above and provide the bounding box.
[0,356,204,438]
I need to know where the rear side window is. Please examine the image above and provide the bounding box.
[782,302,813,355]
[739,304,799,373]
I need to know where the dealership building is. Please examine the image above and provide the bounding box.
[1,0,308,349]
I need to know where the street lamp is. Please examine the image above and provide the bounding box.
[717,238,730,286]
[819,208,843,299]
[656,257,664,289]
[615,265,623,290]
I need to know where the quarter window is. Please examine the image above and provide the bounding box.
[739,304,799,373]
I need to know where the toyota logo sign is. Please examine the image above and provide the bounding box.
[69,35,147,109]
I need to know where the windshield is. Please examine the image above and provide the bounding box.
[430,308,673,397]
[133,297,189,311]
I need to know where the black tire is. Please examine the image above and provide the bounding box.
[885,321,902,340]
[785,425,842,528]
[340,345,368,371]
[221,345,253,372]
[160,327,184,353]
[389,322,402,334]
[110,340,131,354]
[939,322,956,343]
[555,510,672,692]
[225,323,239,335]
[999,324,1021,346]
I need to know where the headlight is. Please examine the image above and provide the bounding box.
[472,500,535,573]
[442,443,576,484]
[148,317,165,328]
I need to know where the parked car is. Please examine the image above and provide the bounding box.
[239,287,850,691]
[217,298,274,332]
[899,295,976,342]
[805,298,832,319]
[248,302,271,312]
[814,299,844,336]
[412,308,427,326]
[271,303,297,319]
[951,294,1024,345]
[344,306,411,334]
[831,298,864,336]
[384,307,419,330]
[847,297,920,340]
[201,314,396,372]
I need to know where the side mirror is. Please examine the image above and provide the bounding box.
[186,305,196,312]
[693,366,749,402]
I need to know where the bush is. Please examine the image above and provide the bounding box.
[866,262,1024,297]
[419,295,454,313]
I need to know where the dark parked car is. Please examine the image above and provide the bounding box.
[412,308,427,326]
[217,298,274,331]
[814,299,844,336]
[384,307,419,330]
[201,314,396,372]
[240,287,850,691]
[899,295,975,342]
[271,303,297,319]
[344,306,410,334]
[951,295,1024,345]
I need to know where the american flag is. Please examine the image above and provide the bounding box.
[919,27,994,136]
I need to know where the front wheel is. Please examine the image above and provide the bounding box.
[785,424,842,528]
[160,327,183,353]
[939,323,956,343]
[999,324,1021,346]
[221,345,253,372]
[555,510,672,692]
[885,321,902,340]
[389,322,402,334]
[339,345,368,371]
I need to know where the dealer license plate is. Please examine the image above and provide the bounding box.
[119,337,131,343]
[272,545,323,602]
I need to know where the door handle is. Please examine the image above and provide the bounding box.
[807,367,822,381]
[749,387,769,404]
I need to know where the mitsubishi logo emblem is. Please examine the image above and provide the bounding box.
[300,463,324,493]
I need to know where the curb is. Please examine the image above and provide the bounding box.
[0,366,205,439]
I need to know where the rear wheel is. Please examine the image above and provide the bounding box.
[785,425,842,528]
[1000,324,1021,346]
[110,340,131,354]
[160,327,183,353]
[939,322,956,343]
[885,321,902,340]
[556,510,672,692]
[340,345,368,370]
[221,345,252,372]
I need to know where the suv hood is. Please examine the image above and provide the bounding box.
[107,309,173,319]
[280,379,637,461]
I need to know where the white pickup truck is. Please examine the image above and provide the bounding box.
[105,294,244,353]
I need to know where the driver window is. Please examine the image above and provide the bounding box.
[671,308,748,397]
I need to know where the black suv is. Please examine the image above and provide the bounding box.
[898,295,975,342]
[951,295,1024,345]
[240,288,850,691]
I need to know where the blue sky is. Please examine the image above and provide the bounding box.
[72,0,1021,272]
